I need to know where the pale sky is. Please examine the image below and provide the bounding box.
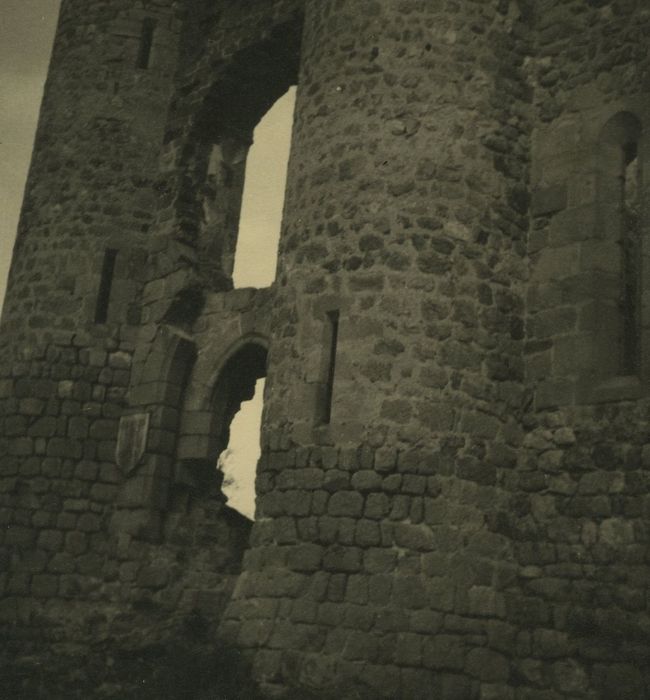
[0,1,60,306]
[0,2,295,520]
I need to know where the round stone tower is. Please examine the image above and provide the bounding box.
[1,0,180,346]
[221,0,531,695]
[0,0,186,656]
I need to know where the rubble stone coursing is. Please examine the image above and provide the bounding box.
[1,0,649,698]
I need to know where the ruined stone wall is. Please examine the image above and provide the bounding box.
[0,0,306,676]
[216,2,649,697]
[2,1,650,698]
[0,0,235,657]
[514,2,650,697]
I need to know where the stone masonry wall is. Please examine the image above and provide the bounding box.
[0,0,305,684]
[2,1,650,699]
[513,2,650,697]
[221,1,536,697]
[0,0,250,662]
[0,0,176,650]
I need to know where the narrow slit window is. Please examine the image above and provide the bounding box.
[136,18,156,69]
[621,141,641,374]
[95,248,117,324]
[322,310,340,424]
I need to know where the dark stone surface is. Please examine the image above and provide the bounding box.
[1,0,650,698]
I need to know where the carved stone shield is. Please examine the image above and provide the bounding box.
[115,413,150,473]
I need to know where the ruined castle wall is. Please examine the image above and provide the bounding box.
[97,0,305,638]
[137,0,303,298]
[0,0,306,665]
[515,2,650,697]
[1,0,181,344]
[527,0,650,406]
[219,1,536,697]
[2,1,650,698]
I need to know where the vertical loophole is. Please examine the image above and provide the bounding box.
[322,310,340,424]
[94,248,117,324]
[621,142,640,374]
[136,18,156,69]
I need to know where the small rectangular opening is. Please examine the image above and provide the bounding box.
[136,18,156,69]
[94,248,118,324]
[322,310,340,424]
[621,141,640,375]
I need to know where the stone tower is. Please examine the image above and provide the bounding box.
[2,1,650,698]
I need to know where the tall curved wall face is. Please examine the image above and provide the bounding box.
[231,1,532,695]
[1,0,650,698]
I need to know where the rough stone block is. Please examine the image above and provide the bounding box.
[26,417,56,438]
[531,183,567,216]
[31,574,58,598]
[593,663,645,700]
[393,522,435,551]
[328,491,363,517]
[37,530,63,552]
[342,630,378,662]
[424,577,455,612]
[410,609,442,635]
[90,484,117,503]
[68,416,90,439]
[350,470,382,491]
[48,552,75,575]
[282,490,311,517]
[382,474,402,493]
[531,245,580,282]
[137,565,169,589]
[551,660,589,695]
[465,647,509,682]
[395,633,423,667]
[46,438,82,460]
[9,438,33,456]
[466,586,504,618]
[323,545,361,573]
[458,411,502,440]
[355,519,381,547]
[422,635,465,671]
[402,474,426,495]
[287,544,323,572]
[392,575,427,610]
[364,493,390,520]
[416,402,456,432]
[363,548,397,575]
[238,619,273,648]
[5,526,36,548]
